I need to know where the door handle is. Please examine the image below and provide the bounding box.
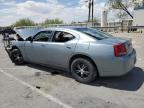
[66,46,71,49]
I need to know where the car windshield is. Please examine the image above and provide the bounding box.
[75,28,113,40]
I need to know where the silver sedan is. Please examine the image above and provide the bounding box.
[9,27,136,83]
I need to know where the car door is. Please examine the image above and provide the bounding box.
[46,31,78,68]
[25,31,53,64]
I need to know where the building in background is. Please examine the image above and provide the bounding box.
[101,10,108,27]
[133,6,144,26]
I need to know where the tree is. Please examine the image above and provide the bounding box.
[116,10,128,19]
[107,0,134,19]
[42,18,63,25]
[89,18,98,22]
[12,18,36,27]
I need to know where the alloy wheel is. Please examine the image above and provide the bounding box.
[73,62,90,78]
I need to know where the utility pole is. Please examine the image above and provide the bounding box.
[88,0,91,22]
[85,0,94,25]
[85,0,91,22]
[92,0,94,25]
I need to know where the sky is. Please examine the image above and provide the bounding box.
[0,0,116,26]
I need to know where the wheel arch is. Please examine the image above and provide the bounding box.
[11,46,19,50]
[69,54,99,76]
[7,46,19,53]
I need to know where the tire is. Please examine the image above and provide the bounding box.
[71,58,97,83]
[10,49,24,65]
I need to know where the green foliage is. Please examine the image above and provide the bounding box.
[89,18,98,22]
[11,18,64,27]
[116,10,128,19]
[71,18,98,24]
[41,18,63,25]
[12,18,36,27]
[108,0,123,9]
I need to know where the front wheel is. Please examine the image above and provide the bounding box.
[71,58,97,83]
[10,49,25,65]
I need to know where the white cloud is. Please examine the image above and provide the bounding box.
[0,0,106,26]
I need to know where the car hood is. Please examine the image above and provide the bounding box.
[14,27,42,40]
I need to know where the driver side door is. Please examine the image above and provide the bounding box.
[25,31,53,64]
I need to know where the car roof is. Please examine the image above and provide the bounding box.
[41,27,87,31]
[14,26,88,40]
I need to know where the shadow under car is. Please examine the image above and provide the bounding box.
[25,63,144,91]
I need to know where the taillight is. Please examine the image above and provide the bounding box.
[114,43,127,57]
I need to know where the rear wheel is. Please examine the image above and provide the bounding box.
[71,58,97,83]
[10,49,24,65]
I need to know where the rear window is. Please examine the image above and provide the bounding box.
[75,28,113,40]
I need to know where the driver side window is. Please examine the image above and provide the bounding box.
[33,31,52,42]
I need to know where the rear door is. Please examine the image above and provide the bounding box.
[46,31,78,68]
[25,31,53,64]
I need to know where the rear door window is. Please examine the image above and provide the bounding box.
[52,31,75,42]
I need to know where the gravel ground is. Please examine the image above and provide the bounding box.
[0,33,144,108]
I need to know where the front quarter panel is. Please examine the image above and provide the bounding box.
[11,41,27,61]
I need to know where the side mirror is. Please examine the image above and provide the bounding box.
[27,36,33,43]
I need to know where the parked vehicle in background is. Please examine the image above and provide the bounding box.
[8,27,136,83]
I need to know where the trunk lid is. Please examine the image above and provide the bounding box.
[100,37,133,55]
